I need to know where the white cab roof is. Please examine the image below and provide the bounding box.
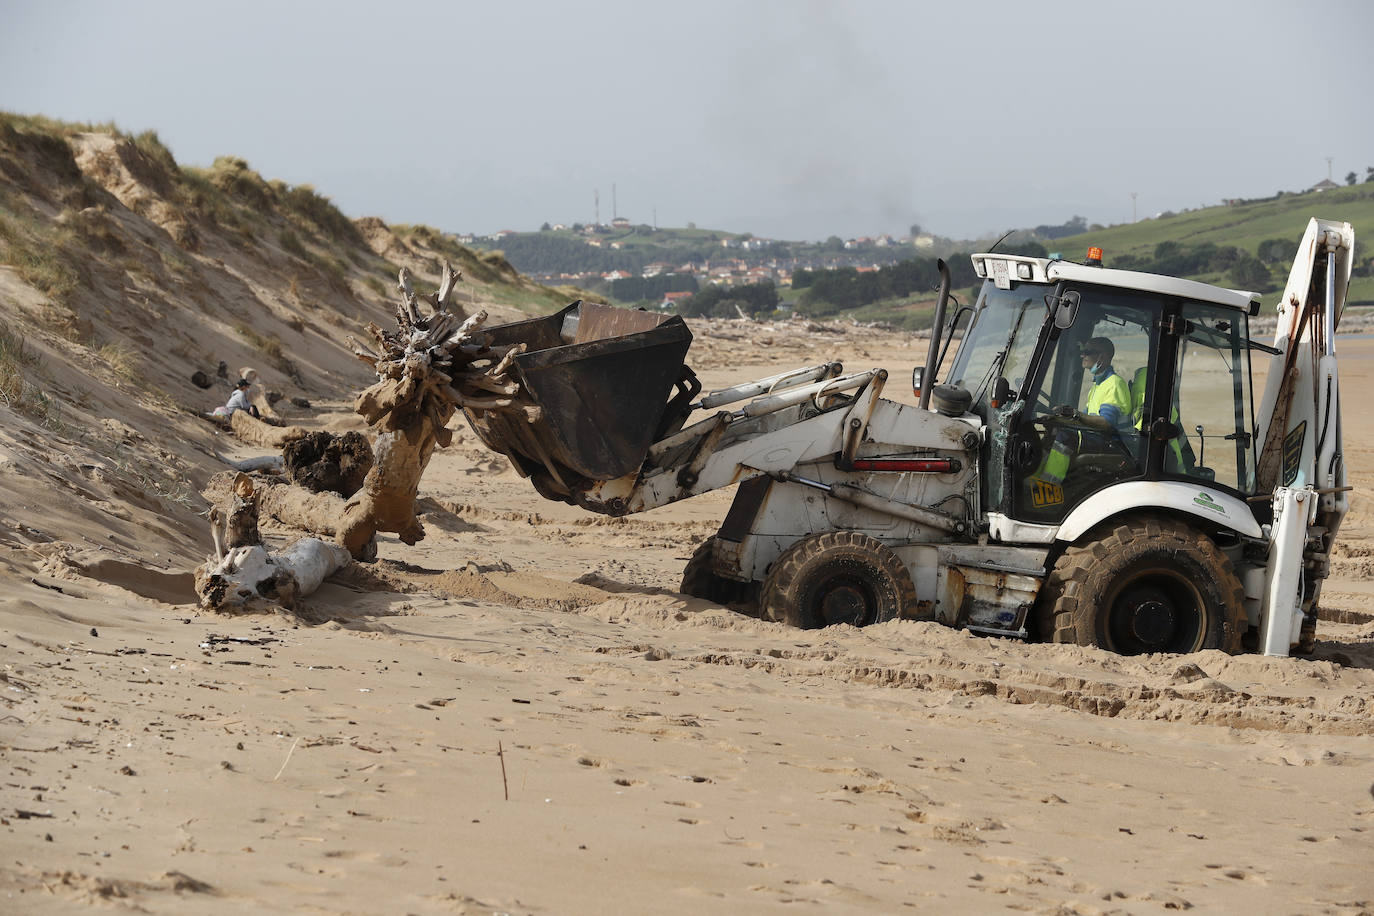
[973,253,1260,313]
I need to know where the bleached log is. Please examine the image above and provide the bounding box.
[397,268,423,324]
[254,481,347,535]
[194,538,352,612]
[215,452,285,473]
[229,410,307,448]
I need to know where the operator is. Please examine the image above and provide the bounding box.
[1038,337,1131,485]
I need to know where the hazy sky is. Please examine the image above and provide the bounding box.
[2,0,1371,241]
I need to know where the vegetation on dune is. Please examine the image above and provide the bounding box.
[0,323,38,405]
[0,110,572,379]
[1051,184,1374,305]
[390,224,572,313]
[0,324,74,434]
[0,206,82,304]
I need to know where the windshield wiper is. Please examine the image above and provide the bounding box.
[979,298,1033,398]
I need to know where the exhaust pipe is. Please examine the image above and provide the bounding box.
[918,259,952,411]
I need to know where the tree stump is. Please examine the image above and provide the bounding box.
[334,262,526,559]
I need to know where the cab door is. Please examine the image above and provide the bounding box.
[1008,288,1161,524]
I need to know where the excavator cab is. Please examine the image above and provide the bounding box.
[946,253,1261,528]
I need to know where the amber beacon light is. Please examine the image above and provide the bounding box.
[1085,246,1104,266]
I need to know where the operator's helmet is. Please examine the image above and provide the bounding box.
[1082,336,1115,365]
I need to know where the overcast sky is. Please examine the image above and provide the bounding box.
[2,0,1371,241]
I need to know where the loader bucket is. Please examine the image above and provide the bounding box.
[462,301,697,489]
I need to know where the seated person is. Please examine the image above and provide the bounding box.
[1038,337,1131,485]
[210,379,260,420]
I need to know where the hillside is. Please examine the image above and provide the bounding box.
[1047,183,1374,306]
[0,113,575,582]
[465,185,1371,322]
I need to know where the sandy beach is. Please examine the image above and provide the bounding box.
[1,314,1371,914]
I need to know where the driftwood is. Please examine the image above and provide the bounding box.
[195,473,349,611]
[202,472,344,537]
[195,260,524,611]
[230,410,307,448]
[207,473,261,559]
[216,452,285,474]
[237,366,279,418]
[255,481,346,536]
[194,539,352,612]
[335,262,521,558]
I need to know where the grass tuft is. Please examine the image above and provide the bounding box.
[97,341,143,384]
[234,322,284,360]
[0,325,38,404]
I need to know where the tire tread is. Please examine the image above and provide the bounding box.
[1036,514,1247,654]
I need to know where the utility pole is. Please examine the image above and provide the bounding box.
[612,183,618,221]
[594,188,599,227]
[1326,157,1334,181]
[1130,191,1138,223]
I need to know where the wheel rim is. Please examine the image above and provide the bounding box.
[809,574,877,627]
[1103,567,1206,654]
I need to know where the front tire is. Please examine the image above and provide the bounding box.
[760,531,917,629]
[1038,515,1246,655]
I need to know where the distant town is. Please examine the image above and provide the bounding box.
[456,170,1373,310]
[459,217,943,307]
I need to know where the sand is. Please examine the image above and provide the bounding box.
[0,317,1371,915]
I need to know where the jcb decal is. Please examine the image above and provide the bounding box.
[1030,479,1063,508]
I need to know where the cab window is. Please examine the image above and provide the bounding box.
[1169,308,1256,494]
[1011,289,1159,523]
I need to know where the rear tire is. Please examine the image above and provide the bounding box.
[760,531,916,629]
[680,538,756,607]
[1038,515,1246,655]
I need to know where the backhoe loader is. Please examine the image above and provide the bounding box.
[461,218,1352,657]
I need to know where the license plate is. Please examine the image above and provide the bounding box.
[991,259,1011,289]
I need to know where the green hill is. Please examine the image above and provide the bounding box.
[1043,184,1374,307]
